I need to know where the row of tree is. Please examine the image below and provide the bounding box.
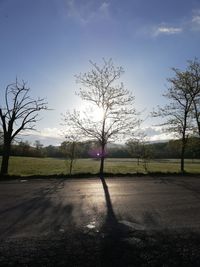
[153,59,200,172]
[0,59,200,176]
[1,137,199,160]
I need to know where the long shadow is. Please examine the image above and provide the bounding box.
[153,176,200,200]
[0,179,75,238]
[99,175,157,266]
[99,176,200,266]
[100,175,141,237]
[100,175,126,266]
[100,175,138,235]
[1,178,200,266]
[100,176,118,231]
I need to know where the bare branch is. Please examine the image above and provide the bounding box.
[0,79,48,175]
[63,59,140,156]
[152,60,199,172]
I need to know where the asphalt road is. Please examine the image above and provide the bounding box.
[0,176,200,239]
[1,176,200,266]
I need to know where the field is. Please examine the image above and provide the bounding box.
[0,156,200,176]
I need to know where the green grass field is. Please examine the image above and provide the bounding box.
[0,156,200,176]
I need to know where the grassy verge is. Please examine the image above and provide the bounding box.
[0,156,200,177]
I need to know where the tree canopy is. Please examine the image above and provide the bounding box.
[0,79,47,175]
[63,59,140,175]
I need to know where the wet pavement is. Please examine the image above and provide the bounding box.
[0,176,200,266]
[1,176,200,238]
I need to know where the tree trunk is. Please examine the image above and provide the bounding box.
[193,101,200,137]
[0,141,11,176]
[180,154,184,174]
[99,144,105,178]
[197,121,200,137]
[180,140,186,173]
[69,159,73,175]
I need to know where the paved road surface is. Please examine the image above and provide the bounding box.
[0,176,200,239]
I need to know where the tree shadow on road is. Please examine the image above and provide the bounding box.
[153,176,200,200]
[100,175,143,235]
[1,178,200,266]
[89,175,200,266]
[100,176,118,231]
[99,175,147,266]
[0,179,75,238]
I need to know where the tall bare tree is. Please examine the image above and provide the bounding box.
[0,80,47,176]
[63,59,139,177]
[186,59,200,136]
[153,69,194,173]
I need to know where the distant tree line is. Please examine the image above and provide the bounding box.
[0,140,102,159]
[0,137,199,160]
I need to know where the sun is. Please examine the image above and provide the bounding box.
[80,104,105,121]
[91,106,105,121]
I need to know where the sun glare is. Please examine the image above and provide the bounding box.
[91,107,105,121]
[80,105,105,121]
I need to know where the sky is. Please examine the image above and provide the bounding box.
[0,0,200,146]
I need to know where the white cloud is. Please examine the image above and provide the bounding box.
[17,125,175,146]
[65,0,88,24]
[191,9,200,30]
[192,15,200,24]
[150,8,200,37]
[142,126,174,142]
[18,128,64,146]
[39,128,62,138]
[65,0,110,25]
[154,26,183,36]
[99,2,110,18]
[192,9,200,21]
[20,128,62,138]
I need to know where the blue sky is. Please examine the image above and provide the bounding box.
[0,0,200,145]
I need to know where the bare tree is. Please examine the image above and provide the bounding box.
[126,133,152,173]
[0,79,47,176]
[34,140,43,150]
[34,140,44,157]
[126,132,146,166]
[60,135,79,175]
[186,59,200,136]
[63,59,139,177]
[153,69,194,173]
